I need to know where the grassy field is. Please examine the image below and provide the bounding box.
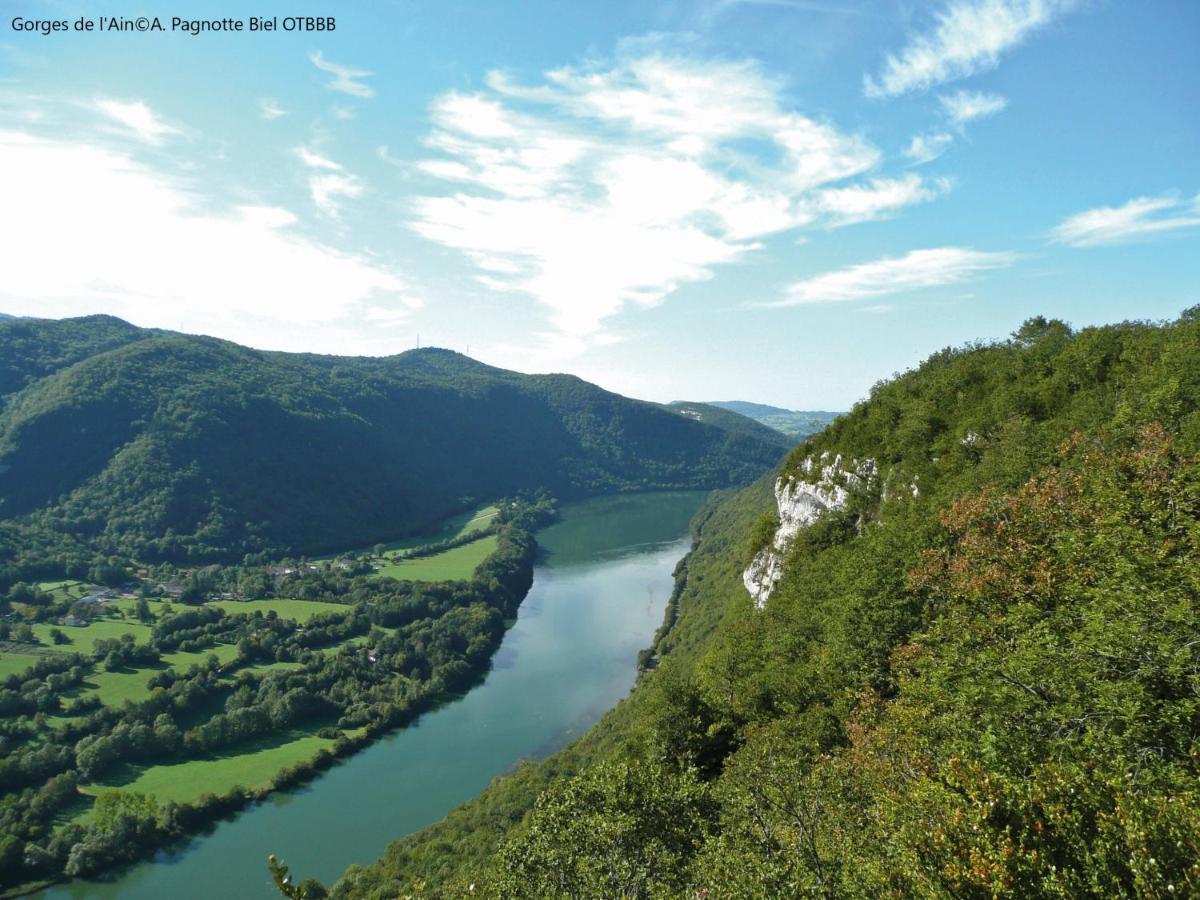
[82,731,337,807]
[0,651,44,679]
[34,580,90,602]
[109,597,173,621]
[31,618,153,653]
[161,643,240,669]
[210,598,350,623]
[371,532,499,582]
[315,503,500,560]
[82,668,162,707]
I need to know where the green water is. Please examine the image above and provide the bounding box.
[43,491,707,899]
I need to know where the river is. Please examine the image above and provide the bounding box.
[43,491,706,899]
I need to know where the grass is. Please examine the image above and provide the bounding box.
[232,659,305,676]
[371,533,499,582]
[110,597,173,621]
[31,618,153,654]
[0,651,44,679]
[314,502,500,560]
[81,730,337,807]
[161,642,240,669]
[82,668,162,706]
[34,580,90,602]
[210,598,350,623]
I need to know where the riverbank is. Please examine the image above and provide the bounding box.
[38,491,706,899]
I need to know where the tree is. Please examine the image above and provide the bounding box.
[268,854,329,899]
[49,628,71,645]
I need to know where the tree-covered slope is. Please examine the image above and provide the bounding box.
[0,314,149,403]
[333,312,1200,898]
[0,318,785,578]
[664,402,795,449]
[705,401,840,440]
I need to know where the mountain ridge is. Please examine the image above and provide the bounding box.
[0,317,784,580]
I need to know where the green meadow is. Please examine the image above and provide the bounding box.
[315,503,500,560]
[80,731,337,808]
[31,618,153,653]
[0,651,44,679]
[209,598,350,623]
[371,532,499,582]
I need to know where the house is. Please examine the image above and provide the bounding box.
[60,615,87,627]
[79,588,118,605]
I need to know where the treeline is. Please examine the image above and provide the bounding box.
[328,312,1200,898]
[0,495,555,892]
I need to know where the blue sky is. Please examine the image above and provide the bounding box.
[1,0,1197,409]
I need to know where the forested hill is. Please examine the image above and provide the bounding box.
[663,401,795,449]
[334,312,1200,898]
[0,316,784,579]
[705,400,840,439]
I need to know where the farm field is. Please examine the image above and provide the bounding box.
[210,598,350,623]
[110,597,173,621]
[0,650,44,679]
[161,643,240,669]
[315,502,500,560]
[34,580,90,601]
[371,533,499,582]
[31,618,153,653]
[81,731,337,808]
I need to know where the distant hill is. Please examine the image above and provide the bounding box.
[703,400,841,439]
[664,402,794,449]
[0,316,785,577]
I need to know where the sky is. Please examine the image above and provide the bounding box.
[0,0,1197,409]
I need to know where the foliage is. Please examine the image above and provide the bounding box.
[0,316,781,584]
[0,497,555,890]
[333,310,1200,898]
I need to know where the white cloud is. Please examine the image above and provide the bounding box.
[866,0,1074,98]
[1051,194,1200,247]
[413,54,940,346]
[0,130,410,351]
[905,131,954,164]
[309,51,374,98]
[295,146,343,171]
[295,146,363,217]
[766,246,1015,305]
[258,98,287,120]
[940,89,1007,125]
[812,174,950,226]
[92,97,181,145]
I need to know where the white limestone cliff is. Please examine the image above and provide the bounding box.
[743,453,876,608]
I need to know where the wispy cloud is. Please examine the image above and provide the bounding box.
[309,51,374,98]
[412,54,942,346]
[905,131,954,165]
[904,90,1006,166]
[258,98,287,120]
[814,173,950,226]
[92,97,181,145]
[0,129,411,352]
[1052,194,1200,247]
[940,89,1007,125]
[295,146,362,217]
[765,246,1015,306]
[866,0,1074,98]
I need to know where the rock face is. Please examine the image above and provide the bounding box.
[743,453,875,608]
